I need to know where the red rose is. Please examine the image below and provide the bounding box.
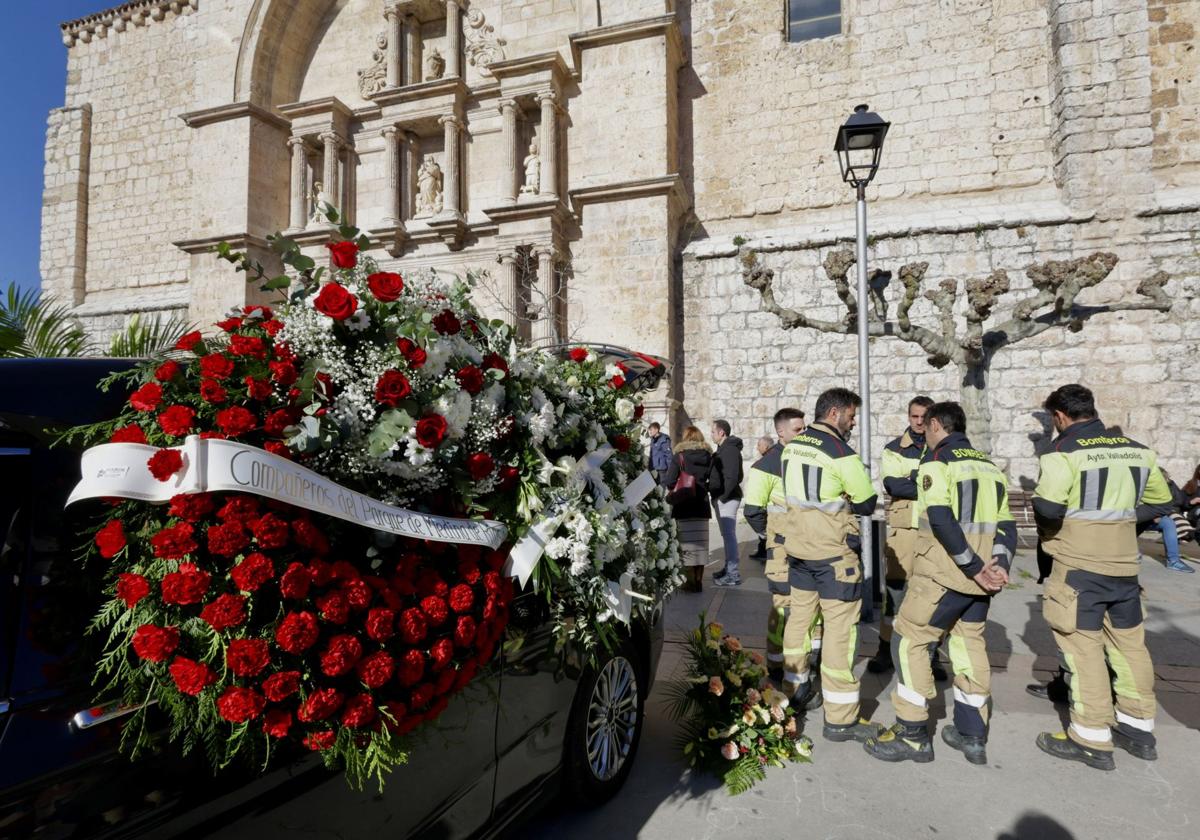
[216,406,257,437]
[398,608,427,644]
[200,593,247,631]
[244,376,272,401]
[481,352,508,374]
[175,331,204,352]
[262,319,283,337]
[199,379,228,404]
[262,670,301,702]
[151,522,197,559]
[110,424,147,444]
[397,649,425,687]
[326,241,359,269]
[216,317,243,333]
[218,496,260,526]
[415,415,447,449]
[227,638,271,677]
[168,492,215,522]
[229,335,266,359]
[320,634,363,677]
[313,282,358,320]
[465,452,494,481]
[250,514,289,550]
[448,584,475,614]
[262,709,292,738]
[155,360,181,382]
[116,573,150,608]
[396,338,427,369]
[612,434,631,453]
[132,624,179,662]
[169,657,216,696]
[279,562,312,600]
[634,403,645,419]
[454,615,477,648]
[410,683,434,710]
[609,374,625,388]
[568,347,588,363]
[430,638,454,671]
[231,552,274,592]
[304,730,336,751]
[216,686,265,723]
[432,309,461,335]
[292,519,330,555]
[147,448,184,482]
[270,361,297,386]
[207,521,250,557]
[130,382,163,412]
[199,354,235,380]
[420,595,450,627]
[341,694,377,728]
[367,271,404,302]
[298,687,343,722]
[95,519,126,559]
[357,651,395,689]
[365,608,395,642]
[455,365,485,395]
[373,370,413,407]
[275,611,319,654]
[497,465,520,491]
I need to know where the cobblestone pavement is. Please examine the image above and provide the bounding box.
[522,524,1200,840]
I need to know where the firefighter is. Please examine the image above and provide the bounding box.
[865,401,1016,765]
[1032,384,1174,770]
[866,395,948,682]
[777,388,881,742]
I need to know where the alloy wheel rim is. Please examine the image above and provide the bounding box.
[585,656,639,781]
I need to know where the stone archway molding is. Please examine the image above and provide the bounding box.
[234,0,342,107]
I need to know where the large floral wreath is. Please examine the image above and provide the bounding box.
[71,209,680,788]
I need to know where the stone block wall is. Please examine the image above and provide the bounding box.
[1148,0,1200,180]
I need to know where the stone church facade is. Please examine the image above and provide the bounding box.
[41,0,1199,482]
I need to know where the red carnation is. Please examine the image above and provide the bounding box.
[304,730,336,751]
[131,624,179,662]
[95,519,127,559]
[415,415,448,449]
[199,379,228,404]
[262,670,301,702]
[357,650,395,688]
[116,573,150,608]
[455,365,485,395]
[449,584,475,614]
[435,667,457,696]
[160,562,211,606]
[397,649,425,687]
[175,331,204,352]
[326,241,359,269]
[481,352,508,374]
[275,611,319,654]
[410,683,434,710]
[316,591,350,625]
[215,406,257,437]
[216,317,243,333]
[612,434,631,453]
[320,634,363,677]
[264,409,295,437]
[279,562,311,600]
[207,521,250,557]
[457,560,481,585]
[341,694,377,728]
[292,519,330,555]
[199,354,234,380]
[568,347,588,363]
[374,370,412,407]
[155,360,181,382]
[420,595,450,627]
[244,376,272,401]
[250,513,290,550]
[229,335,266,359]
[110,424,148,444]
[217,496,260,526]
[147,448,184,482]
[270,360,297,386]
[216,686,265,723]
[454,615,477,648]
[298,687,343,722]
[432,309,461,335]
[130,382,163,412]
[367,271,404,302]
[342,578,372,611]
[465,452,494,481]
[168,492,215,522]
[200,593,247,631]
[231,552,274,592]
[262,709,293,739]
[430,638,454,671]
[227,638,271,677]
[313,282,358,321]
[398,608,428,644]
[262,319,283,337]
[365,608,395,642]
[150,522,197,559]
[169,657,216,696]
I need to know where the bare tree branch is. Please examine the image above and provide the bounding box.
[740,250,851,333]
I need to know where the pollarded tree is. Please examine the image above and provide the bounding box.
[741,247,1172,448]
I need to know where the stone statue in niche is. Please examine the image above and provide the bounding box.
[357,32,388,97]
[415,156,444,218]
[309,181,331,224]
[425,48,445,81]
[521,139,540,195]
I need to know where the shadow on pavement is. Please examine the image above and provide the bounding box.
[997,811,1076,839]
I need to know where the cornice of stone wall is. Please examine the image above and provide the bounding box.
[61,0,197,48]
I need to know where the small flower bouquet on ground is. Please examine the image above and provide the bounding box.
[666,615,812,795]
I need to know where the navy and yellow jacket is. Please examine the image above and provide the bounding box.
[776,422,878,561]
[882,428,925,530]
[1033,418,1173,576]
[743,442,784,537]
[915,431,1017,596]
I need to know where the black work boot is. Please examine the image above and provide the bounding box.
[866,643,894,674]
[793,678,823,713]
[930,652,949,683]
[864,721,934,763]
[1026,674,1069,704]
[1113,728,1158,761]
[1035,732,1115,771]
[750,538,767,560]
[941,725,987,765]
[824,718,886,743]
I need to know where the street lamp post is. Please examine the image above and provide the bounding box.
[834,104,889,618]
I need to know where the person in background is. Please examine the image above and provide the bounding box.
[1138,469,1194,573]
[665,426,714,592]
[648,421,672,485]
[1183,464,1200,533]
[749,435,776,561]
[710,419,745,587]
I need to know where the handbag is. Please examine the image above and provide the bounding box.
[669,454,697,503]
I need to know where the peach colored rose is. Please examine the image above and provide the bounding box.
[708,676,724,697]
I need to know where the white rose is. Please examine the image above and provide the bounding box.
[615,398,635,423]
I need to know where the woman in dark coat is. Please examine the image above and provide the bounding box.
[665,425,713,592]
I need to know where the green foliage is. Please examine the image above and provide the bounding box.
[107,312,195,358]
[0,282,88,358]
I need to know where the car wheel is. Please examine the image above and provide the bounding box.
[563,643,645,805]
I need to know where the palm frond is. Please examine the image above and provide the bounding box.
[0,282,90,358]
[108,312,194,358]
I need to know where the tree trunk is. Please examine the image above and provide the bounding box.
[958,362,992,451]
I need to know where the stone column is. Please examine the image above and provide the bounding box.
[533,246,558,344]
[403,130,420,220]
[381,126,401,224]
[537,92,559,199]
[287,136,308,232]
[445,0,462,78]
[496,250,522,329]
[403,9,421,84]
[499,99,519,204]
[439,114,462,216]
[320,131,341,216]
[384,2,402,88]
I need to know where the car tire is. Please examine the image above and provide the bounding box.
[562,641,646,805]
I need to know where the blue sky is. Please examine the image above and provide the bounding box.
[3,2,112,297]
